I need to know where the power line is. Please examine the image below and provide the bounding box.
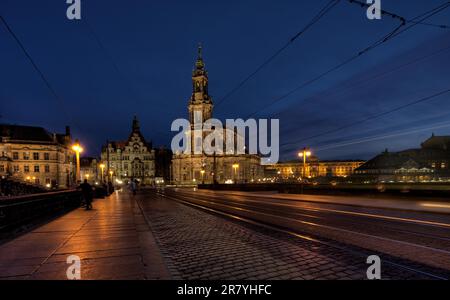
[271,43,450,121]
[0,14,75,125]
[214,0,341,108]
[348,0,450,28]
[281,88,450,148]
[244,2,450,119]
[82,19,144,109]
[313,119,450,152]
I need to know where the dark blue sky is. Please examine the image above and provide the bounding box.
[1,0,449,161]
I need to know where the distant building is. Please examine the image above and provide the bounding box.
[101,117,156,185]
[353,134,450,183]
[266,157,364,182]
[172,46,264,185]
[0,124,74,188]
[80,157,99,183]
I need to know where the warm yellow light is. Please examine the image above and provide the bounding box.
[99,164,105,169]
[298,149,312,157]
[200,170,205,175]
[85,174,90,179]
[72,144,84,153]
[109,171,113,175]
[232,163,239,169]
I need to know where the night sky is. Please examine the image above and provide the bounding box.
[1,0,449,161]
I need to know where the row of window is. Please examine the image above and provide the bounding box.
[4,165,52,173]
[26,177,52,185]
[109,164,152,170]
[431,162,447,169]
[108,156,153,161]
[12,152,51,161]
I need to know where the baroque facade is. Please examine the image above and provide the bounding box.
[172,46,264,185]
[101,117,156,185]
[0,124,74,188]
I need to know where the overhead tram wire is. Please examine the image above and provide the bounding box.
[312,120,450,153]
[347,0,450,29]
[271,44,450,149]
[0,14,77,127]
[214,0,341,108]
[81,19,171,142]
[82,19,143,109]
[270,44,450,123]
[280,87,450,148]
[244,1,450,119]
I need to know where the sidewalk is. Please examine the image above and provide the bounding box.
[0,190,170,280]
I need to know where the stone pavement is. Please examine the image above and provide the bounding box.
[0,189,444,280]
[0,190,170,280]
[138,191,438,280]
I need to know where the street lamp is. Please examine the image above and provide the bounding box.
[109,170,114,181]
[99,163,105,182]
[298,148,312,179]
[298,148,312,193]
[200,169,205,185]
[72,139,84,183]
[232,163,239,184]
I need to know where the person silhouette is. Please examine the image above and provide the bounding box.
[80,179,93,210]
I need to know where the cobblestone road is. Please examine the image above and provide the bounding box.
[138,191,441,280]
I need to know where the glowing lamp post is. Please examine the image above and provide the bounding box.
[298,148,312,193]
[232,163,239,184]
[72,140,84,183]
[200,169,205,185]
[99,163,105,183]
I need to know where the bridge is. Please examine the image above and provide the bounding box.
[1,188,450,280]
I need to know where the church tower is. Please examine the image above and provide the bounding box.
[188,44,213,124]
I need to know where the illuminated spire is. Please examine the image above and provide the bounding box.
[195,43,205,70]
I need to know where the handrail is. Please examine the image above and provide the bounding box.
[0,190,82,233]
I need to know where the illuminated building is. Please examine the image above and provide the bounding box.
[101,117,156,185]
[266,157,365,182]
[0,124,74,188]
[172,45,263,185]
[353,134,450,183]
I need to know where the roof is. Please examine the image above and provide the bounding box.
[357,152,417,170]
[0,124,68,145]
[357,147,450,171]
[80,157,98,167]
[421,135,450,150]
[103,117,153,152]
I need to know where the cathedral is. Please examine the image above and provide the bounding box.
[172,46,263,185]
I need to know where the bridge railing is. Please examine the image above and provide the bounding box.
[0,190,82,233]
